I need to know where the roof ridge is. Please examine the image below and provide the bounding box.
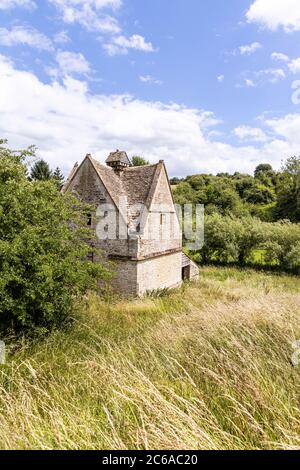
[88,155,112,171]
[144,161,164,209]
[125,163,159,171]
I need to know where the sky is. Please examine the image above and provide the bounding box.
[1,0,300,177]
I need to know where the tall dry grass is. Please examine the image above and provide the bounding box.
[0,267,300,450]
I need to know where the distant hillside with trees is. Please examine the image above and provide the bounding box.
[171,157,300,223]
[172,157,300,274]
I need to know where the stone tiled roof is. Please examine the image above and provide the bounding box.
[106,150,130,165]
[90,157,160,210]
[89,157,127,209]
[120,164,158,206]
[182,253,191,267]
[63,154,166,220]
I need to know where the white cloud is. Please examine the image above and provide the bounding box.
[0,0,35,9]
[246,0,300,32]
[241,68,286,88]
[139,75,162,85]
[244,78,256,88]
[103,34,155,56]
[207,130,224,139]
[288,58,300,74]
[265,113,300,145]
[0,54,298,177]
[50,1,154,57]
[49,0,122,34]
[62,75,88,94]
[55,51,91,75]
[271,52,290,62]
[239,42,262,55]
[217,75,224,83]
[234,125,268,142]
[259,68,286,83]
[0,26,53,51]
[54,30,71,44]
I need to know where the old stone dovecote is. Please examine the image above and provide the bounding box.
[63,150,199,296]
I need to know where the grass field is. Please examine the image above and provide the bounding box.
[1,267,300,450]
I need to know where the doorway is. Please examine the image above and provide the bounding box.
[182,265,190,281]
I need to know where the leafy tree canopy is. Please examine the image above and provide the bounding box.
[254,164,274,179]
[0,140,111,337]
[131,156,149,167]
[276,156,300,222]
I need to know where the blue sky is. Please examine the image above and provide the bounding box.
[1,0,300,176]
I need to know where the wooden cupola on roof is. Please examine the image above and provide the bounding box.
[106,149,131,173]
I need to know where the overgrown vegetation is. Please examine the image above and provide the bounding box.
[0,141,299,449]
[172,157,300,222]
[188,214,300,274]
[0,267,299,450]
[0,140,111,337]
[173,157,300,272]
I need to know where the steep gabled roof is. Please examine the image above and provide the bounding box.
[61,161,79,193]
[89,156,127,210]
[63,155,173,219]
[120,164,158,206]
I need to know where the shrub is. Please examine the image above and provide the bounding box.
[197,214,300,273]
[283,242,300,274]
[201,214,240,263]
[0,142,111,336]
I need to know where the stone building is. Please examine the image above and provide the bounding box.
[63,151,199,296]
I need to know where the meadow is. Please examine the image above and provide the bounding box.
[0,266,300,450]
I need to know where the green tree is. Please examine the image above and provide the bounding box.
[201,214,240,264]
[284,242,300,274]
[170,177,182,186]
[53,167,65,190]
[196,180,242,215]
[254,164,273,179]
[276,156,300,222]
[186,174,208,191]
[0,141,111,336]
[173,181,197,205]
[30,159,52,181]
[243,184,275,205]
[131,156,149,167]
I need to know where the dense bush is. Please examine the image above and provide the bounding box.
[0,141,111,336]
[196,214,300,274]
